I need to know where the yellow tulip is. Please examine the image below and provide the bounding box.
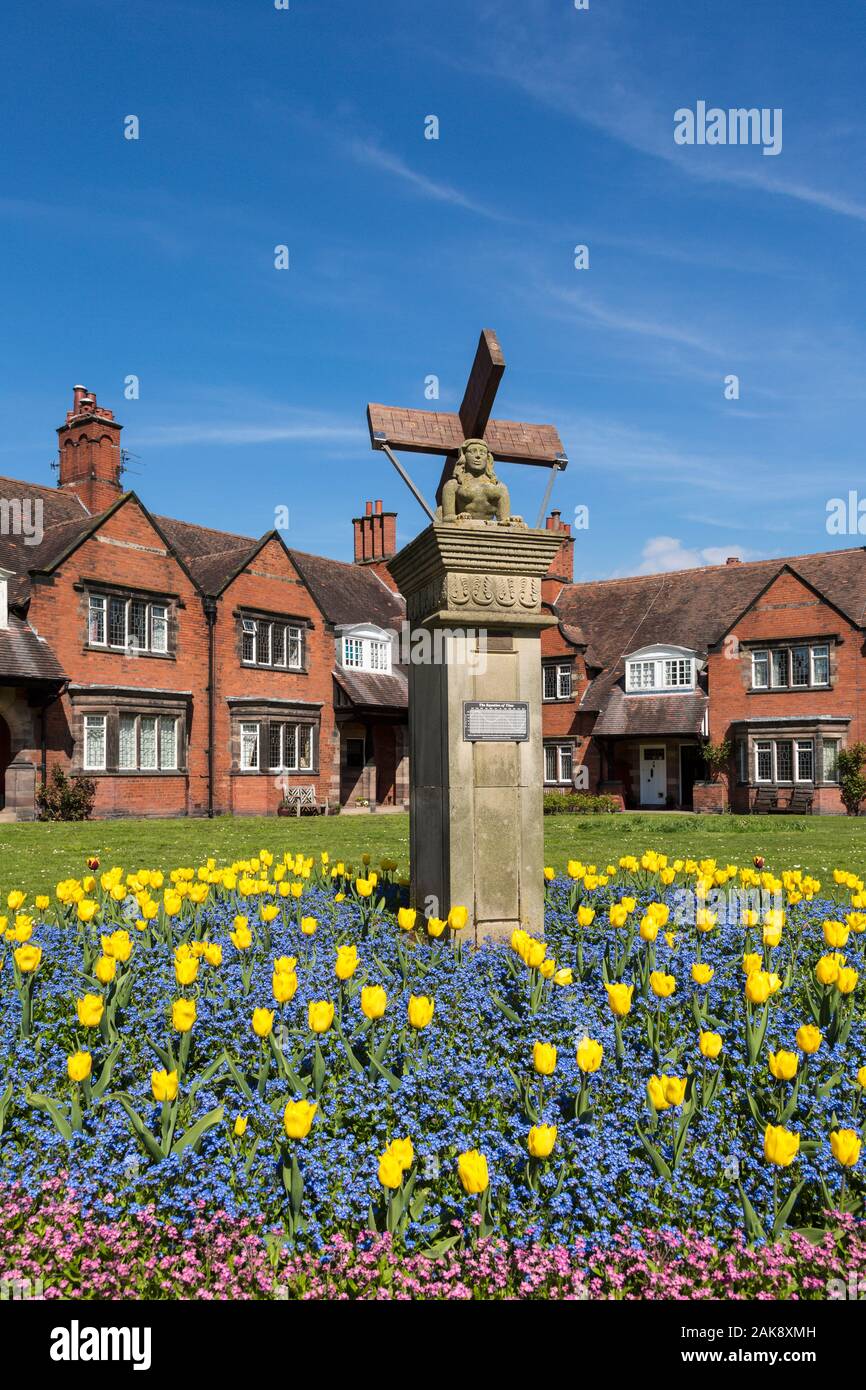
[34,895,49,912]
[355,878,373,898]
[361,985,387,1020]
[94,955,117,985]
[283,1098,317,1140]
[527,1124,557,1159]
[795,1025,822,1054]
[699,1031,723,1059]
[102,929,133,963]
[234,1115,248,1137]
[553,967,573,986]
[151,1069,179,1102]
[13,944,42,974]
[273,970,298,1004]
[231,917,252,950]
[745,970,772,1005]
[576,906,595,928]
[407,995,434,1029]
[457,1149,489,1194]
[67,1051,92,1084]
[172,998,196,1033]
[447,905,468,932]
[378,1151,405,1189]
[76,993,104,1028]
[7,890,26,911]
[427,917,446,938]
[204,943,222,967]
[823,920,849,949]
[532,1041,557,1076]
[175,957,198,986]
[300,916,318,936]
[837,967,859,995]
[384,1136,414,1170]
[260,903,280,924]
[606,982,634,1017]
[576,1037,603,1073]
[308,1000,335,1034]
[662,1075,687,1106]
[252,1008,274,1038]
[335,945,359,981]
[397,907,417,932]
[692,963,714,985]
[764,1123,800,1167]
[769,1049,798,1082]
[647,1075,670,1111]
[650,971,676,999]
[857,1066,866,1089]
[815,954,841,986]
[830,1129,861,1168]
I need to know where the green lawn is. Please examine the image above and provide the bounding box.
[2,811,866,899]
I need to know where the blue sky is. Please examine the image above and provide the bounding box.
[1,0,865,577]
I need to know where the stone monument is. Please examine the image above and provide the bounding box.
[368,331,568,943]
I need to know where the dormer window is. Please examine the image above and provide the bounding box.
[625,646,698,693]
[0,567,10,629]
[337,625,393,674]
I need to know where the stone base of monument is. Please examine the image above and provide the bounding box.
[389,522,563,945]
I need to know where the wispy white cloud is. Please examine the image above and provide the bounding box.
[137,418,365,447]
[346,138,511,222]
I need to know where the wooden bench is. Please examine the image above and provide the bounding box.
[751,787,779,814]
[279,785,329,817]
[786,788,814,815]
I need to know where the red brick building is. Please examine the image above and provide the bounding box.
[0,388,407,820]
[1,387,864,818]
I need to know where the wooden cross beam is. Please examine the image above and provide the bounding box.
[367,328,567,511]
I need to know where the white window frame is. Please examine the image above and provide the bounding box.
[83,714,107,771]
[755,740,773,783]
[543,662,573,700]
[795,739,814,783]
[751,650,769,689]
[340,633,391,674]
[626,652,695,693]
[242,617,304,670]
[158,716,178,771]
[266,721,315,773]
[240,722,260,771]
[88,593,171,655]
[811,644,830,686]
[544,742,574,785]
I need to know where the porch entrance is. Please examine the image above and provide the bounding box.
[0,716,10,810]
[639,744,667,806]
[679,743,704,810]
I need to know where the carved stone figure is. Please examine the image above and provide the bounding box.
[437,439,525,526]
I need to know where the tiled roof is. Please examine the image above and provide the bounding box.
[559,548,866,674]
[0,615,66,683]
[0,474,95,604]
[334,667,408,711]
[592,689,707,737]
[288,550,405,629]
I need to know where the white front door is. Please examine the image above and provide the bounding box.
[640,745,667,806]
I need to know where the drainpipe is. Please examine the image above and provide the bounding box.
[203,597,218,818]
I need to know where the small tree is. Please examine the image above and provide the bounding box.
[837,743,866,816]
[701,739,732,784]
[36,766,97,822]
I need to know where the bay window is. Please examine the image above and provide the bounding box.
[754,737,814,783]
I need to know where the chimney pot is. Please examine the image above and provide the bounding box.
[375,499,383,514]
[365,500,373,516]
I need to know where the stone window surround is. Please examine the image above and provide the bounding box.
[234,607,312,674]
[730,716,849,787]
[741,634,838,693]
[75,579,181,662]
[227,697,322,776]
[68,685,191,776]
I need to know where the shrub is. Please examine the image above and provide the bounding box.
[542,791,618,815]
[36,766,97,822]
[701,740,731,783]
[838,742,866,816]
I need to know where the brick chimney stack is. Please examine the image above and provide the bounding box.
[543,509,574,588]
[353,499,397,565]
[57,385,123,515]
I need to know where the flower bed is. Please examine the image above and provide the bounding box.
[0,848,864,1290]
[2,1180,864,1299]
